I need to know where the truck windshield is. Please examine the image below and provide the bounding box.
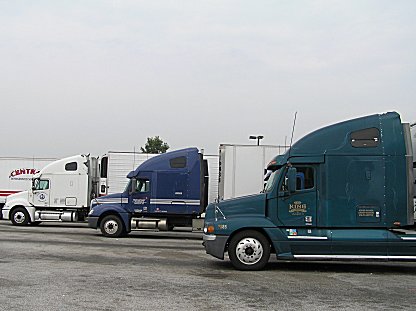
[264,169,281,193]
[124,179,132,193]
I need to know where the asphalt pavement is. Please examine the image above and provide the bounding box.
[1,220,416,311]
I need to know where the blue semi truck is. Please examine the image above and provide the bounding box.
[203,112,416,270]
[88,148,209,237]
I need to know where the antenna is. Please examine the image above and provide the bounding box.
[287,112,297,161]
[133,146,136,170]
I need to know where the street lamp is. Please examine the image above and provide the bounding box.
[249,135,264,146]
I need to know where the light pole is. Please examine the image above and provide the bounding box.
[249,135,264,146]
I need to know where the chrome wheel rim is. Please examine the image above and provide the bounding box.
[104,220,119,235]
[235,237,263,265]
[13,211,26,224]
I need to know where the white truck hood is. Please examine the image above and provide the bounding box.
[5,190,29,206]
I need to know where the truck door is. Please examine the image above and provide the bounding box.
[30,179,50,207]
[278,166,317,227]
[278,165,331,255]
[129,173,152,214]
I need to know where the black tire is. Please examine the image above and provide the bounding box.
[228,230,270,271]
[167,223,174,231]
[100,215,126,238]
[10,207,30,226]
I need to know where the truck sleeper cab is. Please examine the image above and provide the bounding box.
[203,112,416,270]
[88,148,209,237]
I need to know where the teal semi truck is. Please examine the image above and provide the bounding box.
[203,112,415,270]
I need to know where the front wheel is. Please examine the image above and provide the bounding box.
[228,230,270,271]
[10,207,30,226]
[100,215,126,238]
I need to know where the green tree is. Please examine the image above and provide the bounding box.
[141,136,170,154]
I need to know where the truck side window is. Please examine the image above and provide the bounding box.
[297,167,314,190]
[34,179,49,190]
[280,166,314,191]
[350,128,380,148]
[39,180,49,190]
[170,156,187,168]
[65,162,78,171]
[135,179,150,193]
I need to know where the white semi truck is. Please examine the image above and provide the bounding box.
[2,155,98,225]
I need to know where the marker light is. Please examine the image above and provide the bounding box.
[207,225,215,234]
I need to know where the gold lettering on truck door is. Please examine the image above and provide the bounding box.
[289,201,307,215]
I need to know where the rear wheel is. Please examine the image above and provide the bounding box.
[100,215,126,238]
[10,207,30,226]
[228,230,270,271]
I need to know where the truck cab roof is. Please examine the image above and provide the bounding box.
[36,154,89,176]
[268,111,407,170]
[127,148,199,178]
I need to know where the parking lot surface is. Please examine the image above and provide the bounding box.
[1,220,416,310]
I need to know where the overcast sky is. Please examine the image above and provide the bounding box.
[1,0,415,158]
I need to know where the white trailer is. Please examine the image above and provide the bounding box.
[411,123,416,216]
[0,157,57,220]
[218,144,287,201]
[99,151,157,196]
